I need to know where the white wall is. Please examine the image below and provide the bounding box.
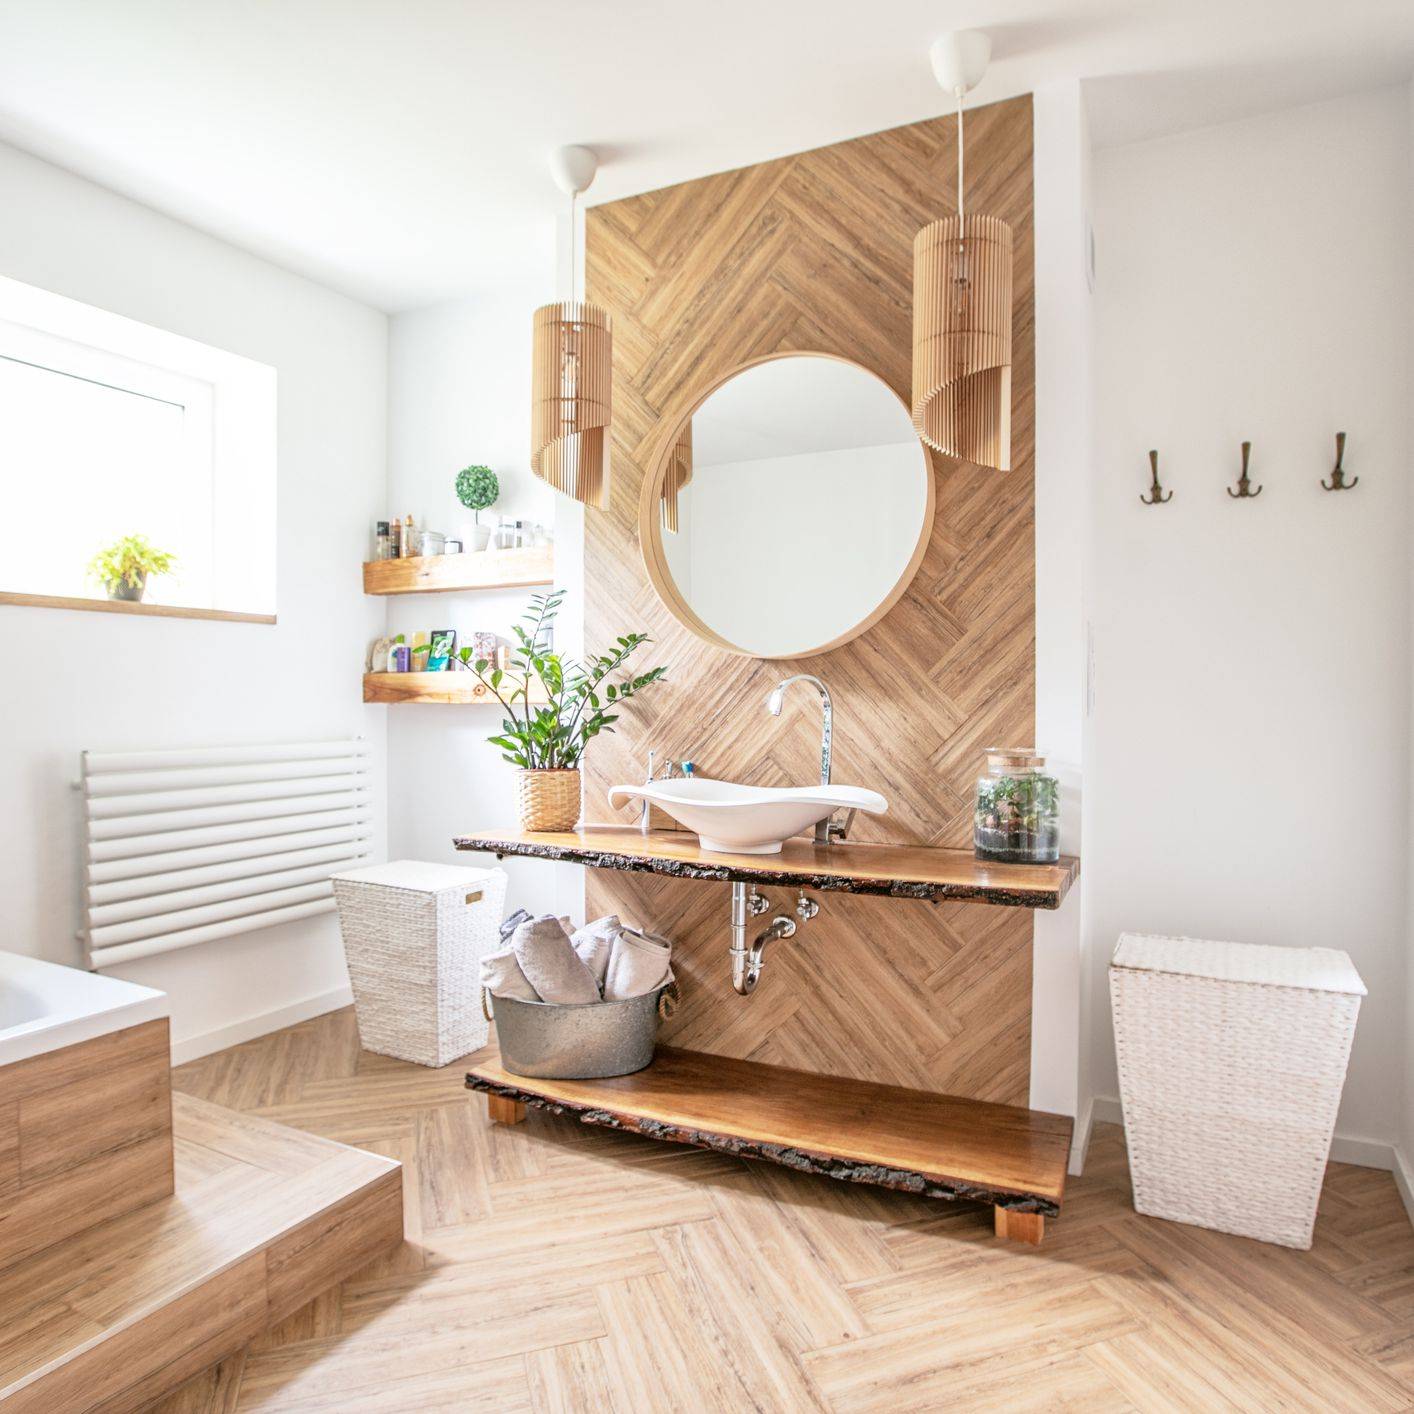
[1091,87,1411,1152]
[0,139,389,1059]
[385,284,582,923]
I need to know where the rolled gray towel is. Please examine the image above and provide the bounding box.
[498,907,533,944]
[513,914,601,1004]
[603,926,673,1001]
[479,946,541,1001]
[571,914,622,992]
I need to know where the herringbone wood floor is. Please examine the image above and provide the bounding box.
[153,1008,1414,1412]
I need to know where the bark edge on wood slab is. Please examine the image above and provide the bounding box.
[453,832,1076,911]
[465,1073,1060,1216]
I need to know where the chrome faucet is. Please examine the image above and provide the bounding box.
[765,674,843,845]
[639,750,694,833]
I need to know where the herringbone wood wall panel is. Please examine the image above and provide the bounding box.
[583,96,1035,1103]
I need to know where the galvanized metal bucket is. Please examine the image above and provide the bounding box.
[488,987,671,1079]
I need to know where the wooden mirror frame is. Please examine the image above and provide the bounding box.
[637,352,938,660]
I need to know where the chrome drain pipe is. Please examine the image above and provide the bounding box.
[729,881,798,994]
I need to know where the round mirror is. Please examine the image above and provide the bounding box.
[643,355,933,658]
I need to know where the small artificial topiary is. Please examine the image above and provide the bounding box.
[85,534,177,603]
[455,465,499,523]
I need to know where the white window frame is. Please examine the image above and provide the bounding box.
[0,275,276,620]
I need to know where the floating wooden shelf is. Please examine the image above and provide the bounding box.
[455,825,1078,909]
[0,1092,401,1411]
[363,545,553,596]
[363,671,550,705]
[467,1046,1071,1241]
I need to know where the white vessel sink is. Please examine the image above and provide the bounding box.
[607,777,888,855]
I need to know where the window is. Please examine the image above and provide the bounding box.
[0,275,276,620]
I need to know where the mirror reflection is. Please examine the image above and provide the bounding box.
[656,356,930,658]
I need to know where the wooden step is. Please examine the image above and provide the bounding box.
[466,1046,1071,1243]
[0,1092,402,1413]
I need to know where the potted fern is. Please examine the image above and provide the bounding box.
[455,464,499,551]
[471,590,665,831]
[86,534,177,604]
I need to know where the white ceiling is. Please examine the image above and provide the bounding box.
[1,0,1411,311]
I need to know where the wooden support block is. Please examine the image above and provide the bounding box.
[487,1094,526,1126]
[994,1207,1044,1245]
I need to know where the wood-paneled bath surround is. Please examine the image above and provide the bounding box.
[0,1018,173,1269]
[0,1012,402,1409]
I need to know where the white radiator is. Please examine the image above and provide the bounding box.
[79,739,372,970]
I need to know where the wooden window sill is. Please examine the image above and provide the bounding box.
[0,591,276,624]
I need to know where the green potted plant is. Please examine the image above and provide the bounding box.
[455,464,499,551]
[471,590,666,831]
[85,534,177,604]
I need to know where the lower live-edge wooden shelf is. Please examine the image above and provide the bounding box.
[468,1046,1071,1245]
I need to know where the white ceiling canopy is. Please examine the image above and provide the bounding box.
[0,0,1410,311]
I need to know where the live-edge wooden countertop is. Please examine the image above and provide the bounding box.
[454,826,1078,910]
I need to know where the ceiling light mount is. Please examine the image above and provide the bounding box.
[928,31,992,99]
[549,144,599,198]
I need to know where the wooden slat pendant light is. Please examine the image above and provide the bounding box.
[531,146,613,509]
[531,300,612,508]
[660,421,693,532]
[912,32,1013,472]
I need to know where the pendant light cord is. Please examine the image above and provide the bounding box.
[956,88,965,249]
[570,189,578,302]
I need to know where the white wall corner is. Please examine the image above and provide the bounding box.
[1029,78,1095,1132]
[1402,72,1414,1242]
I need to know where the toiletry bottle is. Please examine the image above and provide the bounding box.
[389,517,401,558]
[401,514,416,558]
[375,521,391,560]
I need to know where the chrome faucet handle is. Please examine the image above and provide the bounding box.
[826,808,857,844]
[639,750,694,833]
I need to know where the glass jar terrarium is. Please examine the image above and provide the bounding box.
[974,748,1060,864]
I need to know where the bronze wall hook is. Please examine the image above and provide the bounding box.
[1322,431,1357,491]
[1227,440,1262,499]
[1140,449,1172,505]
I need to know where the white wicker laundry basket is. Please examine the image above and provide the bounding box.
[333,860,507,1067]
[1110,933,1365,1250]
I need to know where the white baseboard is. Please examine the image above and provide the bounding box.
[1087,1093,1398,1174]
[168,984,354,1065]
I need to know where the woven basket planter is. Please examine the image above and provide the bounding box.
[1110,933,1365,1250]
[332,860,507,1067]
[516,768,581,832]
